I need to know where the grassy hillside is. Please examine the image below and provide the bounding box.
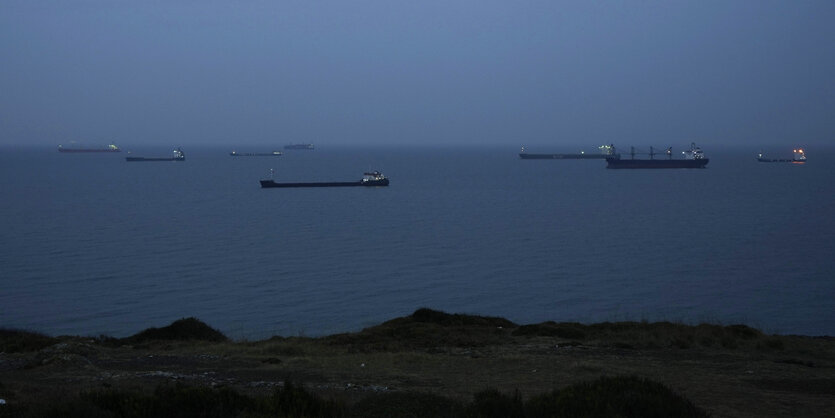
[1,309,833,417]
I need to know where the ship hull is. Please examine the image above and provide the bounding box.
[126,157,185,162]
[59,149,121,153]
[606,158,708,169]
[757,158,804,163]
[519,153,609,159]
[260,179,389,188]
[284,144,314,150]
[231,152,282,157]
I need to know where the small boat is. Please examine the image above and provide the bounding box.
[126,148,185,162]
[230,151,282,157]
[58,143,121,153]
[260,171,389,188]
[757,149,806,163]
[605,143,709,169]
[284,143,315,150]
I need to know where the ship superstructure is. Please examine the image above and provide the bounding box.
[519,144,618,159]
[605,143,708,169]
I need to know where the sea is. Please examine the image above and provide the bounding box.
[1,144,833,339]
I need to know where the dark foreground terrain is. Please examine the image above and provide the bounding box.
[1,309,833,417]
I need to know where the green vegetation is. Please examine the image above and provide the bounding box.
[120,317,228,344]
[323,308,516,351]
[0,329,58,353]
[466,389,524,417]
[1,377,707,417]
[3,309,833,417]
[351,391,463,417]
[33,309,786,353]
[525,376,707,418]
[512,319,779,350]
[314,308,790,353]
[3,382,344,418]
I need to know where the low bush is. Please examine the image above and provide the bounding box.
[351,391,462,418]
[26,382,344,418]
[512,322,587,339]
[466,388,524,418]
[323,308,516,351]
[526,376,708,418]
[14,376,708,417]
[122,318,228,344]
[0,329,58,353]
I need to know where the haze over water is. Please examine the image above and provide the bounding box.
[3,2,835,150]
[2,144,833,338]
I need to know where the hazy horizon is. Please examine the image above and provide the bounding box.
[3,1,834,148]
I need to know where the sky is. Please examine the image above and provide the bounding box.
[2,0,834,148]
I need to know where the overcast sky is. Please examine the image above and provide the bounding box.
[2,0,834,148]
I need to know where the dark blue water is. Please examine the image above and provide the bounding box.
[2,145,833,338]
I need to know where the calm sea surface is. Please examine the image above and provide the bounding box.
[1,145,833,338]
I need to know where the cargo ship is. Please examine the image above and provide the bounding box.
[58,143,121,153]
[757,149,806,163]
[605,143,708,169]
[284,143,314,150]
[260,171,389,188]
[519,144,616,159]
[230,151,282,157]
[126,148,185,162]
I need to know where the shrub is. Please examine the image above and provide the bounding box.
[323,308,516,350]
[351,391,461,418]
[760,337,785,350]
[526,376,708,418]
[411,308,516,328]
[466,389,524,418]
[0,329,58,353]
[725,324,761,340]
[27,383,346,418]
[11,378,708,418]
[512,322,587,340]
[259,382,347,417]
[122,318,228,344]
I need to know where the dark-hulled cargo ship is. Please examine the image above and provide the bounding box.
[260,171,389,188]
[757,149,806,163]
[58,143,121,153]
[284,143,314,150]
[606,143,708,169]
[230,151,282,157]
[519,145,616,159]
[126,148,185,162]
